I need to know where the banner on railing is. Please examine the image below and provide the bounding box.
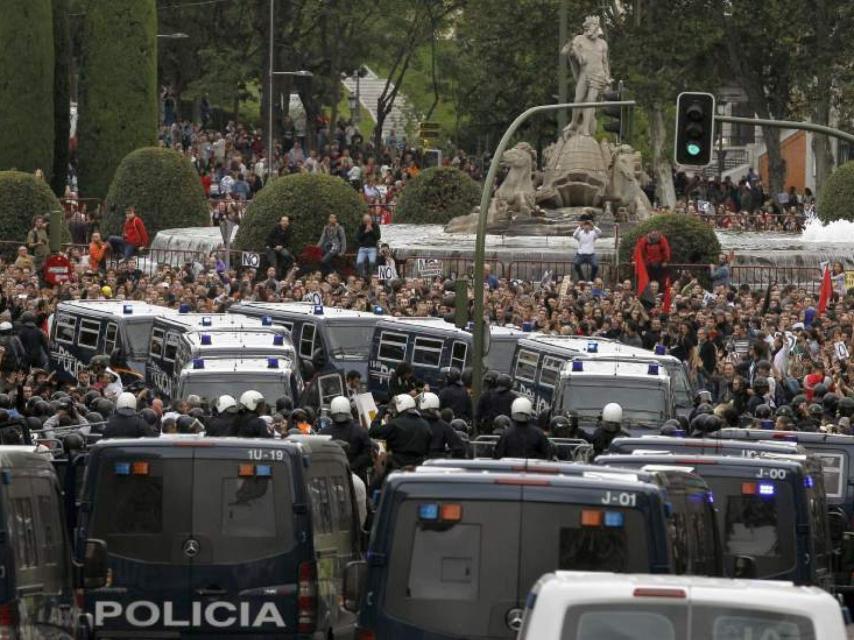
[416,258,442,277]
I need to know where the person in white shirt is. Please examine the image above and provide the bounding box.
[572,217,602,282]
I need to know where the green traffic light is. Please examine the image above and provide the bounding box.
[686,143,702,157]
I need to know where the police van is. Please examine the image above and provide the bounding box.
[608,434,805,458]
[552,359,676,432]
[173,356,302,405]
[597,452,832,587]
[49,300,178,380]
[228,302,383,379]
[368,317,526,398]
[348,469,673,639]
[146,329,297,401]
[422,458,723,577]
[0,446,87,639]
[518,572,848,640]
[511,334,694,417]
[76,436,362,639]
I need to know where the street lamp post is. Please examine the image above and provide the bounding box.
[266,0,313,181]
[470,99,636,410]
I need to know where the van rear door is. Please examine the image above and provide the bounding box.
[381,491,522,638]
[86,447,193,634]
[189,446,300,635]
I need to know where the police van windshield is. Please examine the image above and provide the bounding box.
[705,477,795,576]
[561,383,666,424]
[558,604,817,640]
[90,454,295,564]
[181,379,290,406]
[326,324,374,359]
[385,498,648,638]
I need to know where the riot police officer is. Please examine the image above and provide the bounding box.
[234,390,272,438]
[438,367,472,422]
[419,392,466,459]
[321,396,372,478]
[369,394,432,469]
[103,392,156,439]
[477,373,517,434]
[590,403,629,456]
[493,397,551,460]
[207,395,240,437]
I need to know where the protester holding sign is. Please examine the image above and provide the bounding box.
[355,213,381,278]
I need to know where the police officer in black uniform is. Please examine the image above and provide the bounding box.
[477,372,517,434]
[369,394,431,469]
[234,390,272,438]
[321,396,372,479]
[590,403,629,456]
[418,392,466,459]
[493,397,551,460]
[207,395,241,437]
[438,367,472,423]
[103,392,156,439]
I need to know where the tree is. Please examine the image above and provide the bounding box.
[396,167,481,224]
[0,172,64,243]
[77,0,157,199]
[0,0,55,181]
[103,148,209,239]
[816,161,854,223]
[234,174,367,255]
[52,0,72,196]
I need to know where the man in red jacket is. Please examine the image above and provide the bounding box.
[108,207,149,260]
[635,229,671,289]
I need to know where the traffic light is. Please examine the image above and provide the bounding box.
[419,121,440,141]
[674,92,715,166]
[443,279,470,329]
[602,85,623,140]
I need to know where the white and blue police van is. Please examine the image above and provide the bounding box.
[49,300,179,381]
[553,359,676,433]
[511,334,694,417]
[174,356,302,406]
[367,317,526,399]
[228,301,383,379]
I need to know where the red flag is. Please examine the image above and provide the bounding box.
[818,264,833,315]
[662,277,672,314]
[633,240,649,297]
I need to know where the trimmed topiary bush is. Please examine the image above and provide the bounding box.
[395,167,480,224]
[103,147,209,239]
[0,0,55,182]
[234,174,368,254]
[619,213,721,266]
[77,0,157,199]
[818,161,854,223]
[0,171,65,242]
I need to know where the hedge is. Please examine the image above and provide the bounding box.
[0,0,55,182]
[103,148,209,239]
[619,213,721,267]
[0,171,66,243]
[77,0,158,199]
[51,0,71,196]
[234,174,368,254]
[818,161,854,224]
[395,167,481,224]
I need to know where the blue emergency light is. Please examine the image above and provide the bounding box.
[267,358,279,369]
[804,475,814,489]
[522,321,533,332]
[373,306,384,315]
[603,511,624,528]
[313,304,324,315]
[673,429,686,437]
[654,344,666,356]
[273,335,284,346]
[200,334,212,345]
[256,465,272,477]
[758,483,775,496]
[572,360,584,372]
[114,462,131,475]
[647,363,659,375]
[419,503,439,520]
[179,304,190,313]
[586,341,599,353]
[261,316,273,326]
[123,304,133,315]
[193,358,205,369]
[201,317,213,327]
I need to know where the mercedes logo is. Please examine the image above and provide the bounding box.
[183,538,200,558]
[505,608,524,631]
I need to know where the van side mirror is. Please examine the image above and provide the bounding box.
[733,554,757,579]
[342,560,367,613]
[83,538,109,589]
